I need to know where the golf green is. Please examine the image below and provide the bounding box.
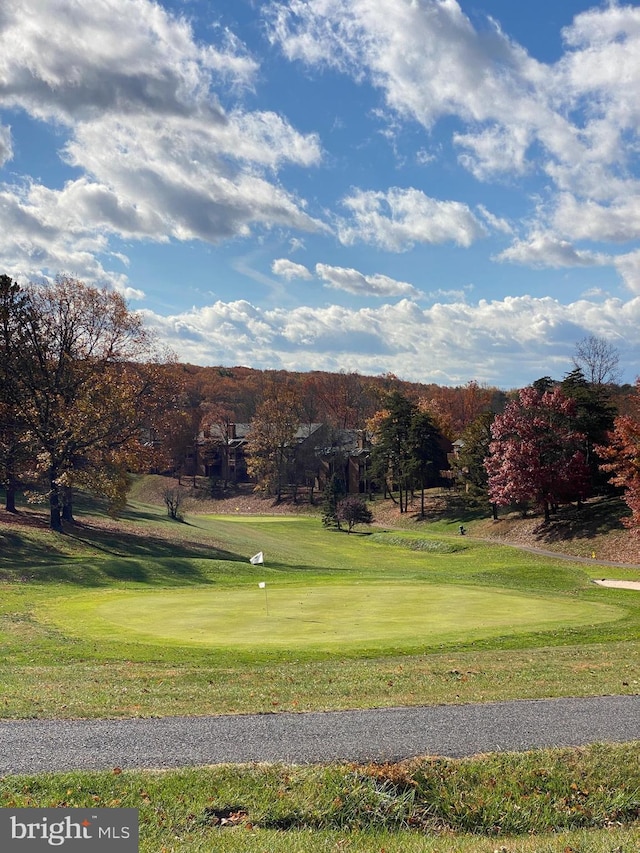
[41,583,622,656]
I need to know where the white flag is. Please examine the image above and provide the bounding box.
[250,551,264,565]
[258,581,266,589]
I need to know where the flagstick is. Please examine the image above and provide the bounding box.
[258,581,269,616]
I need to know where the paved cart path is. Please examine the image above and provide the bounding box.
[1,695,638,774]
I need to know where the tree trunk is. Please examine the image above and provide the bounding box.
[385,480,398,504]
[49,471,63,532]
[5,477,17,513]
[62,486,74,523]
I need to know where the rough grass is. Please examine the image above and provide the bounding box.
[1,743,638,852]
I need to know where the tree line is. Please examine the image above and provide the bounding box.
[2,275,640,532]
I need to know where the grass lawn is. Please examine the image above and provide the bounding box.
[0,495,638,714]
[0,483,638,851]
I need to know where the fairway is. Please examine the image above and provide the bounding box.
[41,582,622,658]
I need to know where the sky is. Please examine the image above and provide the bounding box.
[2,0,640,389]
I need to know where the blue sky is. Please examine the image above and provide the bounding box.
[2,0,640,388]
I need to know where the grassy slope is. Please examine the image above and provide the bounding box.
[0,480,638,852]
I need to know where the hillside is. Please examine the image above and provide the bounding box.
[3,476,639,571]
[129,476,640,567]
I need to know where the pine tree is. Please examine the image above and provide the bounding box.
[321,473,346,528]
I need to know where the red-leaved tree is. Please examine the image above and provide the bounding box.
[485,386,590,521]
[597,380,640,531]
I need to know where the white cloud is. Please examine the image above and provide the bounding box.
[272,258,313,280]
[0,184,142,299]
[338,187,486,251]
[552,193,640,244]
[315,263,421,297]
[61,115,325,243]
[267,0,640,252]
[496,231,608,269]
[613,250,640,295]
[477,205,513,235]
[140,292,640,388]
[0,124,12,166]
[0,0,257,124]
[266,0,569,179]
[0,0,326,283]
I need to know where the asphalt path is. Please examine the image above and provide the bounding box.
[1,695,638,774]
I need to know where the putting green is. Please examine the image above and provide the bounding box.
[41,583,622,656]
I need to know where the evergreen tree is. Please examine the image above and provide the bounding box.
[0,275,31,512]
[370,391,415,513]
[409,409,447,516]
[560,367,616,494]
[321,472,346,527]
[456,411,498,517]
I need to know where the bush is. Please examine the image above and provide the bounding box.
[336,496,373,533]
[162,487,185,521]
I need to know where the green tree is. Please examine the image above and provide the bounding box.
[456,411,498,518]
[369,391,416,513]
[408,409,447,517]
[560,367,616,494]
[321,472,346,528]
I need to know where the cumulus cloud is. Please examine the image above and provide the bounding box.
[0,0,256,123]
[315,263,422,298]
[267,0,640,258]
[0,184,142,298]
[0,0,326,284]
[140,292,640,387]
[552,193,640,244]
[496,232,608,269]
[337,187,487,251]
[266,0,570,178]
[272,258,313,280]
[613,251,640,295]
[272,258,423,298]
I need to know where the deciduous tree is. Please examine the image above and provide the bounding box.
[336,495,373,533]
[597,378,640,531]
[6,276,170,530]
[245,390,299,502]
[485,386,590,522]
[573,335,621,387]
